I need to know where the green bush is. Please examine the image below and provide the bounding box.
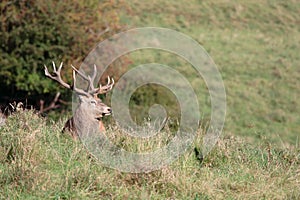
[0,0,124,97]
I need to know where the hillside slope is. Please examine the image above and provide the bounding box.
[120,0,300,145]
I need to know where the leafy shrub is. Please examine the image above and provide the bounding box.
[0,0,125,98]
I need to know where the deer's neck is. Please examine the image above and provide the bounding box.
[73,106,99,138]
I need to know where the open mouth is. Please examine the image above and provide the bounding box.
[95,112,111,120]
[102,112,111,117]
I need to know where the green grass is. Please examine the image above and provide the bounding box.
[1,1,300,199]
[0,110,299,199]
[119,0,300,145]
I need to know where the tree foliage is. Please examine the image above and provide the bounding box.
[0,0,124,97]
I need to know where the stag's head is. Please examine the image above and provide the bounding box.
[44,62,114,121]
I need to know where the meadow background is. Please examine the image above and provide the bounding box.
[0,0,299,199]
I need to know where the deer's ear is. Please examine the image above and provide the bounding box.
[78,95,87,103]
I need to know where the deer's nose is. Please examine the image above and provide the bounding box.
[107,108,112,113]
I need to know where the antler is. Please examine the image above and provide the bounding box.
[71,64,114,95]
[44,61,114,96]
[97,76,115,95]
[44,61,90,97]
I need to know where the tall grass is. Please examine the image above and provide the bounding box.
[0,110,299,199]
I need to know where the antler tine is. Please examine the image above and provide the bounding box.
[52,61,57,71]
[44,64,51,77]
[71,64,93,94]
[110,77,115,86]
[110,77,115,87]
[71,64,99,94]
[71,65,89,81]
[44,61,90,97]
[87,64,98,93]
[72,70,90,97]
[44,61,57,78]
[97,76,115,95]
[57,61,63,73]
[107,76,111,85]
[45,61,113,97]
[44,61,71,89]
[91,64,97,85]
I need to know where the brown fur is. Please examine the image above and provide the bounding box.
[63,117,106,139]
[62,95,111,139]
[44,61,114,140]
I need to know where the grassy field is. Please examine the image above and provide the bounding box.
[120,0,300,145]
[0,110,299,199]
[1,1,300,199]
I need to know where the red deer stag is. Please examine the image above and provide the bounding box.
[44,61,114,139]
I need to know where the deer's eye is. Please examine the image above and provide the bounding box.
[90,100,97,105]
